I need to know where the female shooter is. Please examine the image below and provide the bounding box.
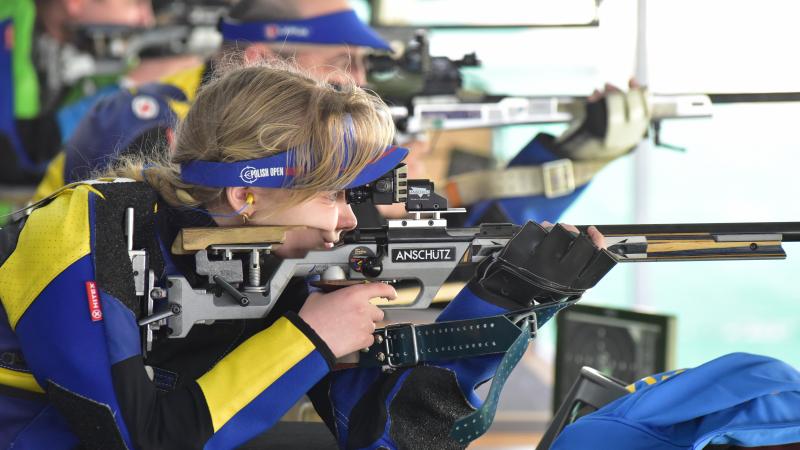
[0,63,614,449]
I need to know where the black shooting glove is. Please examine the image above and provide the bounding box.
[469,221,617,310]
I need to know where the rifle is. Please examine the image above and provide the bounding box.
[367,30,712,134]
[388,93,712,134]
[135,164,800,353]
[52,0,226,88]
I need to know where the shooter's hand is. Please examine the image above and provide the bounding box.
[541,221,607,249]
[299,283,397,358]
[553,80,650,161]
[470,221,616,309]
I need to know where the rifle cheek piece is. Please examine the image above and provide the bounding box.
[474,221,617,308]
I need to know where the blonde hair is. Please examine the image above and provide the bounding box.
[109,60,395,214]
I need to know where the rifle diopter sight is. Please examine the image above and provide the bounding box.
[345,163,462,217]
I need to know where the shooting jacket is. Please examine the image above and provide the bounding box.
[0,179,512,450]
[552,353,800,450]
[0,180,337,449]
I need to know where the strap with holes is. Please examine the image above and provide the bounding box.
[357,300,574,369]
[450,318,531,444]
[354,299,576,446]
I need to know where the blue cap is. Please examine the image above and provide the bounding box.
[64,83,186,182]
[180,145,408,189]
[219,10,391,51]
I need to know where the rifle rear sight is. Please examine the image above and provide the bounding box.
[345,163,463,219]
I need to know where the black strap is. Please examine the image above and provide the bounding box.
[451,318,532,444]
[358,299,577,368]
[356,299,577,446]
[47,380,128,450]
[358,315,521,369]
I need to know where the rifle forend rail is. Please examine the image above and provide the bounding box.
[585,222,800,262]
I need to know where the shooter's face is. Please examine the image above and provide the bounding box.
[246,189,358,258]
[292,45,369,86]
[69,0,155,28]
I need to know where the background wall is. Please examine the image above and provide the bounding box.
[369,0,800,369]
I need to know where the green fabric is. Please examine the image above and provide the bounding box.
[0,203,10,227]
[60,73,124,107]
[0,0,39,118]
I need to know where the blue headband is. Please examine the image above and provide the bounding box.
[180,145,408,189]
[219,10,391,51]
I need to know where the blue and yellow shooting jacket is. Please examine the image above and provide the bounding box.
[0,180,338,449]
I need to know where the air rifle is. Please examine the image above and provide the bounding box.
[133,164,800,354]
[388,93,712,134]
[367,30,712,134]
[56,1,225,87]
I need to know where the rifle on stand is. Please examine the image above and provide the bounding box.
[135,164,800,349]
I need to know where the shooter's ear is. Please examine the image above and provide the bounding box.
[226,187,252,213]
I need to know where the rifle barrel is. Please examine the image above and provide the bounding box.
[582,222,800,242]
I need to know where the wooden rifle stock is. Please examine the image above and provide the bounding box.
[578,222,800,262]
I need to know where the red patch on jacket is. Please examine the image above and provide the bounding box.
[85,281,103,322]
